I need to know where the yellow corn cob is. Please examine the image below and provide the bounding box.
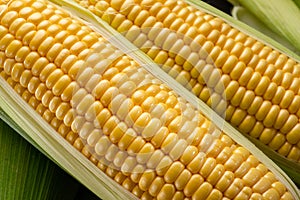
[0,0,299,199]
[73,0,300,165]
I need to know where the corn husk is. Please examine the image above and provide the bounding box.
[0,118,80,200]
[232,0,300,53]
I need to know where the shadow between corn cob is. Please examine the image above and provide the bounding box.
[0,0,299,199]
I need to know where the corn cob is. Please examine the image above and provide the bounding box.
[72,0,300,167]
[0,0,299,199]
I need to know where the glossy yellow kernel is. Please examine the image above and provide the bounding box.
[263,82,277,100]
[272,181,287,197]
[109,122,127,144]
[28,29,47,51]
[204,134,222,157]
[11,62,24,82]
[259,128,276,145]
[271,85,285,105]
[287,146,300,161]
[164,161,184,184]
[192,182,212,200]
[247,96,263,115]
[279,143,293,158]
[281,73,294,90]
[263,64,276,78]
[136,142,155,164]
[216,146,232,164]
[174,169,192,191]
[272,70,284,86]
[282,192,294,200]
[215,171,234,192]
[156,156,172,177]
[271,109,289,130]
[246,71,261,90]
[187,152,206,173]
[155,6,170,22]
[156,184,175,200]
[2,58,15,75]
[268,133,285,150]
[144,149,163,169]
[255,100,272,121]
[148,176,165,197]
[263,188,280,200]
[224,80,239,100]
[262,105,280,128]
[5,39,22,58]
[206,189,223,200]
[280,114,298,134]
[38,61,56,82]
[124,106,142,127]
[27,76,40,94]
[1,11,18,28]
[235,187,253,200]
[230,62,246,80]
[224,152,244,172]
[183,174,204,197]
[286,123,300,145]
[255,59,268,74]
[234,161,251,178]
[289,77,300,93]
[180,145,198,165]
[19,69,32,87]
[0,34,14,52]
[141,96,156,112]
[239,90,255,110]
[251,176,271,194]
[122,177,136,191]
[10,17,27,37]
[224,178,244,199]
[105,144,120,163]
[199,157,216,178]
[117,128,135,151]
[205,163,224,186]
[159,131,177,153]
[238,67,253,86]
[288,95,300,115]
[230,86,246,107]
[254,76,270,96]
[138,170,155,192]
[243,168,262,187]
[280,90,294,109]
[131,185,143,198]
[133,112,151,133]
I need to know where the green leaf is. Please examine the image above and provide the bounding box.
[231,6,299,54]
[236,0,300,53]
[0,119,80,200]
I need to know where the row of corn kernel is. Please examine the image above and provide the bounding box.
[76,0,300,162]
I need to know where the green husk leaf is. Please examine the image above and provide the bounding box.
[231,6,299,54]
[293,0,300,10]
[235,0,300,53]
[0,119,80,200]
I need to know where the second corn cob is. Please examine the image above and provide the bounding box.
[73,0,300,167]
[0,0,299,199]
